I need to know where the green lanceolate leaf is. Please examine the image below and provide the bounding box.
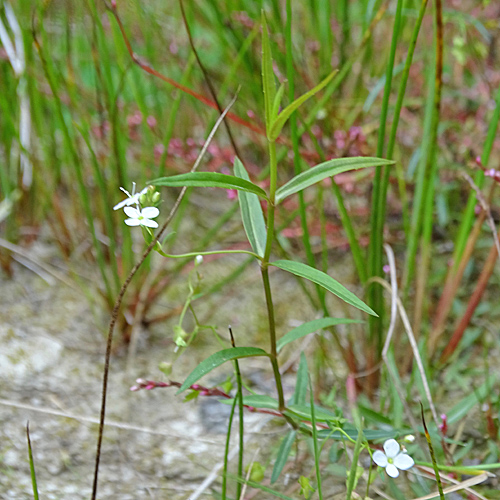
[234,157,267,257]
[261,11,276,132]
[271,430,297,484]
[269,70,337,142]
[270,260,377,316]
[290,352,308,405]
[271,81,286,124]
[285,403,340,423]
[275,157,394,204]
[150,172,268,199]
[219,394,279,410]
[277,317,363,352]
[317,428,399,441]
[177,347,268,394]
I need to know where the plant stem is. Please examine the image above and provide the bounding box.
[261,139,285,411]
[261,267,285,411]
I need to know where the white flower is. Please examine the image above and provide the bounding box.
[195,255,203,265]
[113,184,148,210]
[404,434,416,443]
[373,439,414,478]
[123,206,159,228]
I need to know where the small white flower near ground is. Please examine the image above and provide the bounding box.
[373,439,414,478]
[123,206,159,228]
[113,184,148,210]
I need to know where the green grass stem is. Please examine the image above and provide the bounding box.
[368,0,403,353]
[26,423,39,500]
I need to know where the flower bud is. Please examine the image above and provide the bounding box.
[174,325,187,347]
[158,361,172,376]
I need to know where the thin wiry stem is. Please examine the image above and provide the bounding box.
[91,95,239,500]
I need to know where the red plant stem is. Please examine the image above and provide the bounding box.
[108,3,265,137]
[440,233,499,364]
[131,379,334,427]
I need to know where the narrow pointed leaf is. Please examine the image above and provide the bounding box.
[150,172,268,199]
[219,394,279,410]
[278,317,363,352]
[271,430,297,484]
[271,260,377,316]
[269,70,337,141]
[272,81,286,124]
[26,423,39,500]
[276,157,394,204]
[290,352,308,405]
[317,428,399,441]
[177,347,268,394]
[261,12,276,131]
[234,157,267,257]
[286,403,340,423]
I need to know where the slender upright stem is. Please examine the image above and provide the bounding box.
[261,139,285,411]
[261,267,285,410]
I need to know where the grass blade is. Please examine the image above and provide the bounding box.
[346,419,364,500]
[26,422,39,500]
[309,374,323,500]
[261,11,276,131]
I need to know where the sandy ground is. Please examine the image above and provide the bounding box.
[0,235,330,500]
[0,257,275,499]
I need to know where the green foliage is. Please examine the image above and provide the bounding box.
[298,475,315,499]
[271,430,296,484]
[275,157,394,204]
[26,424,39,500]
[3,1,499,498]
[270,260,376,316]
[177,347,268,393]
[277,317,363,352]
[233,157,267,257]
[150,172,268,199]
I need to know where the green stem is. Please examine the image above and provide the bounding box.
[261,139,285,411]
[157,248,262,261]
[261,267,285,411]
[368,0,404,353]
[233,357,244,500]
[222,395,238,500]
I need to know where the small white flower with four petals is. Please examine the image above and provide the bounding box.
[373,439,414,478]
[113,184,148,211]
[123,206,160,228]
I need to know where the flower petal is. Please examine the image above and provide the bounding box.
[373,450,388,467]
[386,464,399,478]
[383,439,400,459]
[394,453,414,471]
[124,206,140,218]
[141,206,159,218]
[125,218,141,226]
[141,218,158,228]
[113,199,128,210]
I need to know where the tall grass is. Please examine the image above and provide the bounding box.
[1,0,500,498]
